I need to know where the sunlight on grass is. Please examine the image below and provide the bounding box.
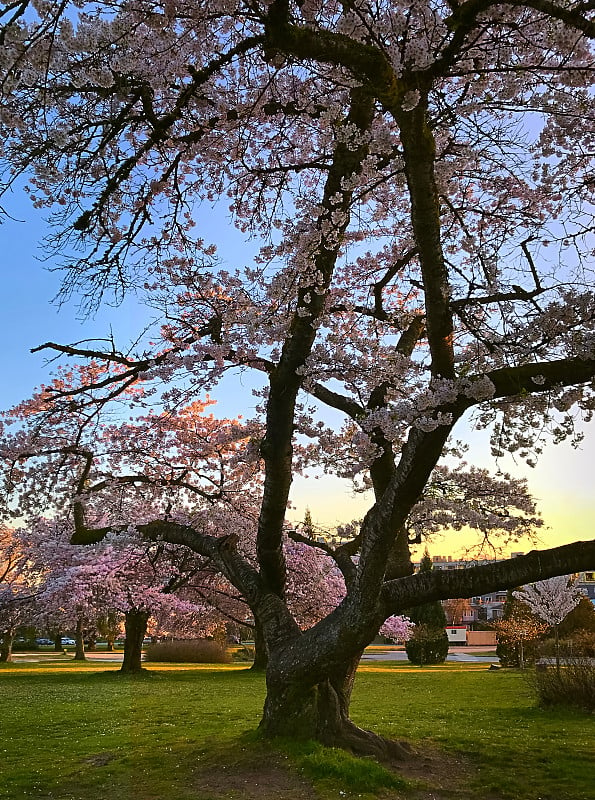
[281,739,410,794]
[0,663,593,800]
[352,668,594,800]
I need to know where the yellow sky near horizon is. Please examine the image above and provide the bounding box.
[289,424,595,560]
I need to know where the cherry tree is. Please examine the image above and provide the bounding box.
[29,517,244,671]
[514,576,584,668]
[1,1,595,758]
[514,577,584,627]
[379,614,414,643]
[0,526,38,661]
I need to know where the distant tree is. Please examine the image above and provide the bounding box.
[0,527,37,662]
[444,598,472,626]
[495,590,546,668]
[407,552,447,628]
[558,597,595,638]
[476,607,488,623]
[96,611,122,652]
[514,577,584,628]
[405,624,450,666]
[405,551,449,664]
[515,577,584,669]
[493,614,548,669]
[379,615,414,643]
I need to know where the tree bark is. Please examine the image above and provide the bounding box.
[260,650,412,760]
[73,617,86,661]
[0,631,13,663]
[120,608,149,674]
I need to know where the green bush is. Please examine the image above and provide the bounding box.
[10,639,39,652]
[496,636,541,668]
[144,639,231,664]
[405,624,449,665]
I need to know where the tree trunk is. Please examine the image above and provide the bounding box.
[250,621,268,672]
[554,624,561,674]
[0,632,14,663]
[260,651,412,761]
[73,617,86,661]
[53,633,62,652]
[120,608,149,674]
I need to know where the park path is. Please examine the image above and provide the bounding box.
[5,645,499,668]
[361,646,499,663]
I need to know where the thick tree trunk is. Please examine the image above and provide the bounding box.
[53,633,62,652]
[0,632,14,663]
[260,652,412,761]
[250,621,268,672]
[120,608,149,674]
[73,617,86,661]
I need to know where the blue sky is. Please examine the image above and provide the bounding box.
[1,187,593,555]
[0,190,144,407]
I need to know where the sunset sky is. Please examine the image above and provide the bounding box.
[1,189,593,559]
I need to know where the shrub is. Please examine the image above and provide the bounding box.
[532,654,595,711]
[10,639,39,652]
[144,639,231,664]
[538,631,595,659]
[405,624,449,666]
[496,635,541,668]
[566,630,595,658]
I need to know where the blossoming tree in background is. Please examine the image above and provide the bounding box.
[9,519,214,668]
[1,1,595,757]
[493,613,549,669]
[379,615,414,643]
[0,526,38,661]
[514,576,584,668]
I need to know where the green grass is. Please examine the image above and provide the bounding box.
[353,667,595,800]
[0,662,593,799]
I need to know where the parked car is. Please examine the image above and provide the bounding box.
[35,638,54,646]
[60,638,76,645]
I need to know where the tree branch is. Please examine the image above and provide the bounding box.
[381,540,595,613]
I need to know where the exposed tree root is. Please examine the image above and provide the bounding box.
[319,717,414,762]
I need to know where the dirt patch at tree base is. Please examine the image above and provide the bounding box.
[191,744,498,800]
[192,754,319,799]
[396,745,486,799]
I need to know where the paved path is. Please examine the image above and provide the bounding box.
[361,646,499,663]
[12,646,499,665]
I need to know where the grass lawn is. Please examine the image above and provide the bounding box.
[0,660,592,800]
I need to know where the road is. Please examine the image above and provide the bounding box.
[11,645,499,664]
